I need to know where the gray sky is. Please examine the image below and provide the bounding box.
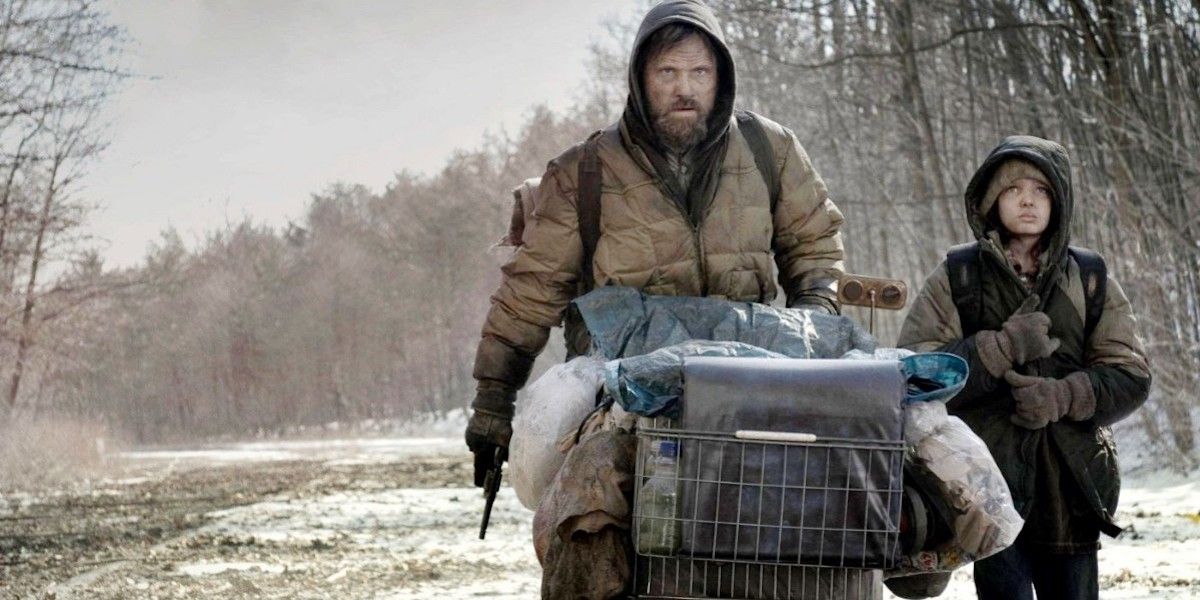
[87,0,639,268]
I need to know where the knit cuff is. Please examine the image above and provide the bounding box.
[975,330,1013,378]
[472,379,517,419]
[1064,371,1097,421]
[472,336,536,390]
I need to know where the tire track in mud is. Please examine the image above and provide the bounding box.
[2,454,472,599]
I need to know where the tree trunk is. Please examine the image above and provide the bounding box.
[8,154,60,408]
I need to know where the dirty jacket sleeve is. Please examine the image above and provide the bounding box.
[474,157,582,388]
[769,127,845,313]
[1083,275,1151,426]
[897,260,1003,405]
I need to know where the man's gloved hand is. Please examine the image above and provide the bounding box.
[975,294,1061,377]
[1004,370,1096,429]
[465,380,516,487]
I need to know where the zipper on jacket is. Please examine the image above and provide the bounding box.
[658,183,710,296]
[678,199,708,296]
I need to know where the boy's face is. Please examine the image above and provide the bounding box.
[997,177,1052,239]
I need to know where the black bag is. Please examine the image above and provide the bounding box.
[676,357,905,568]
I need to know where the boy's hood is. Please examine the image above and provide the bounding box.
[963,135,1074,266]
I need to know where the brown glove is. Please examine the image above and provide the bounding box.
[1004,370,1096,429]
[975,295,1061,377]
[465,382,515,447]
[465,381,516,488]
[465,337,536,487]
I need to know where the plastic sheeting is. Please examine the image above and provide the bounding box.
[847,350,969,404]
[604,341,785,418]
[572,287,877,417]
[574,286,968,417]
[509,356,606,510]
[892,400,1024,575]
[574,286,876,361]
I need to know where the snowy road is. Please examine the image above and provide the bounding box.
[5,436,1197,599]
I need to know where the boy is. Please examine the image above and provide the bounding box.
[898,135,1151,600]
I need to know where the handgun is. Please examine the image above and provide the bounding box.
[479,445,507,540]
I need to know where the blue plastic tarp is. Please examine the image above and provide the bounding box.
[570,287,968,417]
[574,286,875,360]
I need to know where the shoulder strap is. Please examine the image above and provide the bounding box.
[735,110,781,214]
[946,241,984,336]
[1069,246,1107,340]
[577,131,604,293]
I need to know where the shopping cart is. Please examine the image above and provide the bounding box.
[628,357,907,600]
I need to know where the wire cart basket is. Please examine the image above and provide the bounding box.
[629,358,907,599]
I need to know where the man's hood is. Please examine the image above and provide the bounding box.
[623,0,736,156]
[963,135,1075,266]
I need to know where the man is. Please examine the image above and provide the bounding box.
[467,0,845,487]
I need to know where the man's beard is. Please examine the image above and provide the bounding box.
[651,99,709,153]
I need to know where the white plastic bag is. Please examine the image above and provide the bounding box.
[894,401,1024,575]
[509,355,606,510]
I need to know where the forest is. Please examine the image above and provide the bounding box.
[0,0,1196,469]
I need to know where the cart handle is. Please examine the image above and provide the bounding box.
[734,430,818,443]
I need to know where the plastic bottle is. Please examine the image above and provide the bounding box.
[637,439,681,555]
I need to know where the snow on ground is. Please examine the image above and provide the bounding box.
[117,436,542,599]
[119,437,463,467]
[65,430,1196,599]
[115,435,1197,599]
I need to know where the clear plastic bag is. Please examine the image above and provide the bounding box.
[509,355,606,510]
[893,401,1024,575]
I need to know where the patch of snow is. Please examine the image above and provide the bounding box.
[106,476,152,486]
[121,449,301,462]
[200,487,532,560]
[392,409,469,438]
[380,577,542,600]
[118,437,462,465]
[177,561,291,577]
[192,484,540,598]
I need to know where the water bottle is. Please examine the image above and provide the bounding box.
[637,439,681,554]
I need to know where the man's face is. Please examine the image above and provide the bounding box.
[643,33,717,152]
[997,177,1053,239]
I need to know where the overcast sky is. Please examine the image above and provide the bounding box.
[86,0,639,268]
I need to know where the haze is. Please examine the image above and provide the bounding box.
[87,0,638,268]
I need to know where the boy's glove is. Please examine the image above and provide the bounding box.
[975,295,1061,377]
[1004,370,1096,429]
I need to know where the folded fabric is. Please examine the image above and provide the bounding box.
[533,429,636,599]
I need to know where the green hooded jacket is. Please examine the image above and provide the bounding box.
[898,136,1151,553]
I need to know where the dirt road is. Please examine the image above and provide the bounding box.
[1,439,539,599]
[2,438,1197,599]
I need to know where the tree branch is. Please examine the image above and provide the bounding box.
[733,20,1077,69]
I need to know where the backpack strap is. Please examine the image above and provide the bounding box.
[735,110,781,213]
[946,241,984,336]
[1068,246,1107,340]
[576,131,603,293]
